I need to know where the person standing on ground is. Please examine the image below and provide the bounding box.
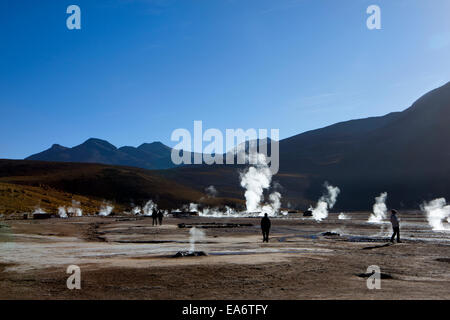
[261,213,271,243]
[152,210,158,226]
[158,210,164,226]
[390,209,401,243]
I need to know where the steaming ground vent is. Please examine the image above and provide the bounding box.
[321,231,340,237]
[173,251,207,258]
[356,272,393,279]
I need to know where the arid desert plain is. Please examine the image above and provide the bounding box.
[0,212,449,300]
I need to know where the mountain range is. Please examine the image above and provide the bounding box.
[20,81,450,210]
[27,140,177,170]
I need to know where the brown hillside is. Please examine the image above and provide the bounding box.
[0,160,242,215]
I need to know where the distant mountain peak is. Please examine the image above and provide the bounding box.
[139,141,167,147]
[81,138,117,150]
[83,137,113,144]
[50,144,68,150]
[138,141,171,152]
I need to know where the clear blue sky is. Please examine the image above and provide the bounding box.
[1,0,449,159]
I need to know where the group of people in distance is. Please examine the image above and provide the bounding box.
[260,209,402,244]
[152,210,164,226]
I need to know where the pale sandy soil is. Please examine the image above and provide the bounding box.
[0,212,449,299]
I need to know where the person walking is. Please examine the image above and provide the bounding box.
[152,210,158,226]
[158,210,164,226]
[390,209,401,243]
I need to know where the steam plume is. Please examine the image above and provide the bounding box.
[132,206,142,215]
[368,192,388,223]
[261,191,281,216]
[58,200,82,217]
[198,206,240,217]
[67,200,83,217]
[142,200,157,216]
[58,207,68,218]
[421,198,450,231]
[338,213,349,220]
[189,203,198,212]
[99,203,114,216]
[309,182,340,222]
[189,227,205,253]
[240,153,272,212]
[239,153,281,215]
[33,207,46,214]
[205,185,218,198]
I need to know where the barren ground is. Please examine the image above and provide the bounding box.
[0,212,449,299]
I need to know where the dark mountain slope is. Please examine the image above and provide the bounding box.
[169,82,450,211]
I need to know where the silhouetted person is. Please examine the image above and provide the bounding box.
[390,209,401,243]
[152,210,158,226]
[261,213,271,243]
[158,210,163,226]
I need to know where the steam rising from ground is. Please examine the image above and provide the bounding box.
[173,153,282,218]
[240,153,271,212]
[99,203,114,216]
[189,203,198,212]
[189,227,205,253]
[58,207,68,218]
[309,183,340,222]
[58,200,82,218]
[198,206,239,217]
[33,207,46,214]
[368,192,388,223]
[338,213,349,220]
[131,200,158,216]
[67,200,83,217]
[421,198,450,231]
[261,192,281,216]
[196,205,286,218]
[239,153,282,216]
[205,185,218,198]
[142,200,157,216]
[132,206,141,215]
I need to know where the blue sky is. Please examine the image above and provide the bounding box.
[1,0,449,159]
